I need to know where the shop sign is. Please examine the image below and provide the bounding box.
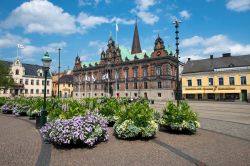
[218,87,235,90]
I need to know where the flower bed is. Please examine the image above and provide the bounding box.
[1,103,13,114]
[160,101,200,134]
[98,97,121,125]
[114,100,158,139]
[40,112,108,147]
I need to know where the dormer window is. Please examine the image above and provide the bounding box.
[37,69,43,77]
[15,69,19,75]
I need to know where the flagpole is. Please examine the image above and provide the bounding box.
[16,45,18,59]
[78,75,80,99]
[85,74,87,98]
[115,22,118,45]
[125,71,127,97]
[116,28,117,45]
[91,74,93,98]
[115,71,117,97]
[108,73,110,98]
[116,78,117,97]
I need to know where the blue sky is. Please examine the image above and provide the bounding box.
[0,0,250,72]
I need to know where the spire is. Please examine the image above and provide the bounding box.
[131,19,142,54]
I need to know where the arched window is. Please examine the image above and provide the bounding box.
[15,69,19,75]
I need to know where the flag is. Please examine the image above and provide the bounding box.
[124,71,127,79]
[17,44,24,49]
[91,74,96,82]
[102,74,107,80]
[85,75,90,82]
[116,23,119,32]
[106,73,109,80]
[115,71,118,80]
[102,73,109,80]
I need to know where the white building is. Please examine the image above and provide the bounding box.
[0,59,52,97]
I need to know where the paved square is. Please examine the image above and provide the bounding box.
[0,101,250,166]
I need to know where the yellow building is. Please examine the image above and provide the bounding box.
[58,74,73,98]
[52,70,73,98]
[182,54,250,101]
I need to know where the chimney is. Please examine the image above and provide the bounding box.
[210,55,213,59]
[222,53,231,57]
[187,58,191,61]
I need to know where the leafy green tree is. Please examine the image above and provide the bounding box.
[0,61,14,89]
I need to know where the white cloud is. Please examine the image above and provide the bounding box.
[135,0,157,10]
[77,12,135,31]
[180,34,250,62]
[47,41,67,50]
[0,33,30,48]
[78,0,111,6]
[226,0,250,12]
[1,0,134,35]
[181,36,203,47]
[132,0,159,25]
[179,10,191,19]
[136,10,159,25]
[110,17,134,25]
[21,45,40,57]
[88,40,107,54]
[77,12,110,29]
[1,0,78,35]
[20,41,67,59]
[88,40,106,48]
[80,55,89,61]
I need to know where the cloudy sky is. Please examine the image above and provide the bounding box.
[0,0,250,71]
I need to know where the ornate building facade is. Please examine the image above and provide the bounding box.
[73,22,178,100]
[0,59,52,97]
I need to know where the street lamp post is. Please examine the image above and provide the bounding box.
[107,61,111,97]
[57,48,62,98]
[173,19,182,106]
[41,52,52,127]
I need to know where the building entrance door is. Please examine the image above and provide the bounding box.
[198,94,202,100]
[14,89,18,96]
[110,86,113,97]
[241,90,247,102]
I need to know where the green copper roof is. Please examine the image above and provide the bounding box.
[80,45,174,68]
[81,61,99,68]
[165,47,174,55]
[119,45,152,61]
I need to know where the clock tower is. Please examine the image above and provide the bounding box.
[151,34,168,58]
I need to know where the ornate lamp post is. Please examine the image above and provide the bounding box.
[41,52,52,127]
[56,48,62,98]
[173,19,182,106]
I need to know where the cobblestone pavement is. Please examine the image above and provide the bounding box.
[151,100,250,140]
[0,114,41,166]
[1,102,250,166]
[151,100,250,124]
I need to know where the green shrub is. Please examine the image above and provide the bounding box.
[98,97,121,124]
[160,101,200,134]
[47,99,88,121]
[0,97,7,106]
[114,100,158,139]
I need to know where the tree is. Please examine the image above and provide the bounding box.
[0,61,14,89]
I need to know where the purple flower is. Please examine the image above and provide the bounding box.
[40,112,108,147]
